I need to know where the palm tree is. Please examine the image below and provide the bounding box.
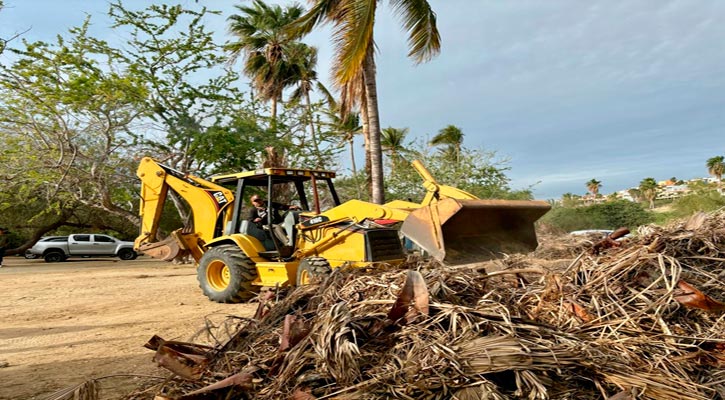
[586,179,602,197]
[227,0,304,126]
[291,0,441,204]
[639,177,658,209]
[287,42,325,161]
[430,125,464,163]
[381,126,409,174]
[706,156,724,187]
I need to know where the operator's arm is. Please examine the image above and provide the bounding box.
[247,208,258,222]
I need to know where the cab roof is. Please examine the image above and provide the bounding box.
[211,167,336,185]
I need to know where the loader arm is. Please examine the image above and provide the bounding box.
[411,159,478,204]
[388,160,551,265]
[134,157,235,261]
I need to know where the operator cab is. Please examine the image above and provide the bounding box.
[212,167,340,259]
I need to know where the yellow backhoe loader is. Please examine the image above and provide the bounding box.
[134,157,550,303]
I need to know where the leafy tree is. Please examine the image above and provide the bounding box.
[586,179,602,197]
[108,2,273,175]
[0,1,22,55]
[280,99,343,170]
[639,177,658,209]
[382,141,532,202]
[0,3,269,247]
[0,20,147,234]
[331,171,370,203]
[226,0,304,126]
[706,156,724,185]
[292,0,441,204]
[430,125,464,163]
[381,126,409,174]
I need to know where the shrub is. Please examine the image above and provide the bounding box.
[671,190,725,217]
[540,200,653,233]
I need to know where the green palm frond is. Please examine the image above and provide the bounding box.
[430,124,463,147]
[332,0,376,85]
[316,81,337,108]
[390,0,441,63]
[227,0,308,108]
[381,126,408,151]
[287,0,344,38]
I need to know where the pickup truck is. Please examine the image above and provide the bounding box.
[29,234,138,262]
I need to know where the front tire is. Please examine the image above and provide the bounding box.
[197,245,259,303]
[44,251,66,263]
[296,257,332,286]
[118,248,138,260]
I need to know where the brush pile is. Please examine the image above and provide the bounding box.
[128,211,725,400]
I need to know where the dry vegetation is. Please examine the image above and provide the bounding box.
[52,211,725,400]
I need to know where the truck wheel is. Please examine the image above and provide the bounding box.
[296,257,332,286]
[44,251,65,263]
[118,248,138,260]
[197,245,259,303]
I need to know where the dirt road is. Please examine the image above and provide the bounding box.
[0,257,257,400]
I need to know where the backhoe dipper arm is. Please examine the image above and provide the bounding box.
[134,157,235,260]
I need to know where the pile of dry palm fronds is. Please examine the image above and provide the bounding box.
[123,211,725,400]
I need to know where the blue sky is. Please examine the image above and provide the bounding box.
[1,1,723,200]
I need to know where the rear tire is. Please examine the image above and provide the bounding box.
[118,248,138,260]
[197,245,259,303]
[296,257,332,286]
[44,251,65,263]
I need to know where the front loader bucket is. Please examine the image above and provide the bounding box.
[401,198,551,265]
[138,237,184,261]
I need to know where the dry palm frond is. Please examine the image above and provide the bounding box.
[120,210,725,400]
[314,302,361,385]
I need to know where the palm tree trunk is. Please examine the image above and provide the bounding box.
[360,92,372,200]
[304,90,323,168]
[349,138,357,175]
[271,98,277,129]
[362,51,384,204]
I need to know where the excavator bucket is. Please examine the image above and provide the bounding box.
[138,236,184,261]
[401,198,551,265]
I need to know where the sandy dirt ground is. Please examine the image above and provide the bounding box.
[0,256,257,400]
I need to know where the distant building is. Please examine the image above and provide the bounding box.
[657,184,689,200]
[616,190,635,202]
[563,176,721,204]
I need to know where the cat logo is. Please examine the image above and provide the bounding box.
[212,191,228,206]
